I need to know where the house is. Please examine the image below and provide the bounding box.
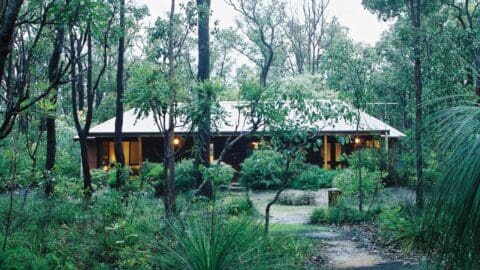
[83,101,405,172]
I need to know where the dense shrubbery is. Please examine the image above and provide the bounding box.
[240,150,284,190]
[138,160,236,196]
[224,196,255,216]
[333,169,383,199]
[0,188,313,269]
[289,164,338,190]
[201,163,236,187]
[310,204,368,224]
[175,159,196,192]
[241,150,341,191]
[277,192,315,206]
[377,205,431,252]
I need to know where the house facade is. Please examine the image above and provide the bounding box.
[83,101,405,172]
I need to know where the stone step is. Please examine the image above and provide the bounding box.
[228,183,247,192]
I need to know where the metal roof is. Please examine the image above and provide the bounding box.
[88,101,405,138]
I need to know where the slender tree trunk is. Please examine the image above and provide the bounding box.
[163,0,177,217]
[45,26,64,196]
[0,0,24,85]
[411,0,424,209]
[77,38,84,111]
[195,0,213,198]
[265,158,291,235]
[79,133,93,198]
[114,0,126,187]
[166,109,177,216]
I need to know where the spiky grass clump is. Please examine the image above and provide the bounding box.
[428,102,480,268]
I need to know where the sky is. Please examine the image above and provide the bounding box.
[137,0,391,46]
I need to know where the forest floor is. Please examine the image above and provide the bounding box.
[251,188,426,269]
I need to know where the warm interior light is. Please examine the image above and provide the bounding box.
[251,142,259,149]
[173,138,181,146]
[354,137,361,144]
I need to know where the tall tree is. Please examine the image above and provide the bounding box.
[45,25,65,196]
[363,0,426,208]
[227,0,285,86]
[114,0,126,187]
[70,2,115,198]
[194,0,213,198]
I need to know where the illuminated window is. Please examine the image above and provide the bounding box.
[210,143,214,162]
[101,140,141,169]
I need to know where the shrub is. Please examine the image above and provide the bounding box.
[107,165,133,189]
[175,159,196,192]
[240,150,284,190]
[201,163,236,187]
[289,165,338,190]
[377,206,431,252]
[141,163,164,195]
[333,168,384,201]
[158,214,310,269]
[90,169,110,187]
[277,192,315,206]
[54,177,84,198]
[225,197,255,216]
[310,204,367,224]
[140,162,199,195]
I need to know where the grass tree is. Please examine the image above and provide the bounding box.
[428,99,480,267]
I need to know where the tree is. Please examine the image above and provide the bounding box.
[0,0,70,141]
[255,81,352,234]
[45,25,65,196]
[69,1,115,198]
[227,0,285,86]
[284,0,338,75]
[114,0,126,188]
[130,0,195,216]
[194,0,213,198]
[363,0,426,208]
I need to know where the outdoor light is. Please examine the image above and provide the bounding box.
[354,137,361,144]
[251,142,259,149]
[173,138,181,146]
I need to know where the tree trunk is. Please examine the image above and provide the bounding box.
[78,133,93,198]
[164,107,177,216]
[45,26,64,196]
[194,0,213,198]
[114,0,126,187]
[0,0,23,86]
[411,0,424,209]
[265,158,291,235]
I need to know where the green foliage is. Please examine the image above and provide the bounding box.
[175,159,196,192]
[289,165,338,190]
[224,197,255,216]
[377,206,430,252]
[158,213,311,269]
[54,177,84,199]
[277,192,315,206]
[310,204,367,224]
[333,169,384,200]
[90,169,110,187]
[0,247,64,270]
[240,150,284,190]
[141,162,165,195]
[200,163,236,187]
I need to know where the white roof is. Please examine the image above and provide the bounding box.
[89,101,405,138]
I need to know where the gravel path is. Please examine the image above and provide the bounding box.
[249,189,424,270]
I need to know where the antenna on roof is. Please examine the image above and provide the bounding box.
[367,102,397,122]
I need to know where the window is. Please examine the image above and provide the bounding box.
[101,140,141,169]
[210,143,215,162]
